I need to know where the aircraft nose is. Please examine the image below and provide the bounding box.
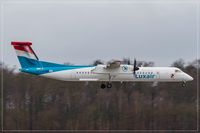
[185,74,193,81]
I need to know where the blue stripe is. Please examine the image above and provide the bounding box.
[18,56,67,68]
[20,66,93,75]
[17,56,41,68]
[17,56,93,75]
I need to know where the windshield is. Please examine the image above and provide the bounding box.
[175,69,181,73]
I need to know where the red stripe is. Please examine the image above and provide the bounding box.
[11,42,32,46]
[14,45,33,54]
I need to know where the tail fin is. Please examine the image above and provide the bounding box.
[11,42,42,68]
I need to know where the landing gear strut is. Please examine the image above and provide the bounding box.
[106,74,112,88]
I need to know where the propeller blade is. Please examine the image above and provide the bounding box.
[133,58,139,75]
[134,59,136,67]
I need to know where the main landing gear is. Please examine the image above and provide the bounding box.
[100,82,112,89]
[101,74,113,89]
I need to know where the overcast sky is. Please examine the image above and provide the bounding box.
[0,0,199,68]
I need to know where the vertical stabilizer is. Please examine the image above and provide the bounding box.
[11,42,41,68]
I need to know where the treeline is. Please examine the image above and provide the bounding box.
[0,59,199,131]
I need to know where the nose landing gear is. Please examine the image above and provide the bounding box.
[182,81,186,87]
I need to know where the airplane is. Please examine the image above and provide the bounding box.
[11,41,193,89]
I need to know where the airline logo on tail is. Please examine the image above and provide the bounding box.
[11,41,92,75]
[11,42,38,60]
[11,42,41,68]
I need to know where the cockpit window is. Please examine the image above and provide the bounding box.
[175,69,181,73]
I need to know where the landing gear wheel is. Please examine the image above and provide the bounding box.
[107,83,112,88]
[182,82,186,87]
[101,84,106,89]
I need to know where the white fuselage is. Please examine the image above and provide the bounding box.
[11,42,193,84]
[41,65,193,82]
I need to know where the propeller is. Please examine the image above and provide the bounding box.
[133,59,139,74]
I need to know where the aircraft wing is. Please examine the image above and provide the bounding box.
[91,60,123,74]
[105,60,121,69]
